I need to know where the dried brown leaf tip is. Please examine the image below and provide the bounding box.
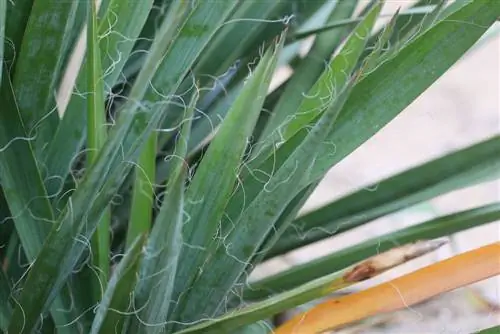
[343,239,448,283]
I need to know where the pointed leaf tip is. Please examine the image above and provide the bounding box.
[343,239,449,283]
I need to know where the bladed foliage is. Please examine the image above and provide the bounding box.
[0,0,498,333]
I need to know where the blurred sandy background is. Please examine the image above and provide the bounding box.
[253,1,500,332]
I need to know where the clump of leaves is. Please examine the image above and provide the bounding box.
[0,0,498,333]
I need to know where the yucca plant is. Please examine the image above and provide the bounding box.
[0,0,499,333]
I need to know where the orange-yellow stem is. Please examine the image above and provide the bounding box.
[275,242,500,334]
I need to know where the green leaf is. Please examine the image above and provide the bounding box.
[7,2,189,332]
[363,0,442,54]
[188,0,327,84]
[129,91,196,334]
[0,0,5,82]
[358,8,400,76]
[250,77,291,146]
[188,81,243,156]
[0,66,78,331]
[43,0,156,198]
[258,0,358,147]
[176,256,346,334]
[419,0,446,31]
[2,231,21,283]
[475,325,500,334]
[229,183,320,324]
[193,1,286,80]
[155,1,334,176]
[169,31,286,329]
[0,267,12,332]
[87,0,111,300]
[247,202,500,299]
[174,70,357,330]
[304,0,500,184]
[8,2,237,332]
[12,1,78,157]
[376,0,446,65]
[58,1,86,86]
[119,0,175,82]
[180,238,448,333]
[277,1,337,67]
[86,0,107,164]
[289,1,440,41]
[89,235,145,334]
[125,133,156,249]
[268,135,500,258]
[90,0,244,244]
[234,322,272,334]
[250,181,320,268]
[255,1,382,165]
[216,3,382,270]
[3,0,33,70]
[155,0,291,156]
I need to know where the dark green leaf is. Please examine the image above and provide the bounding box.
[0,67,78,331]
[44,0,156,198]
[305,0,500,184]
[0,267,12,332]
[0,0,5,82]
[120,0,174,81]
[251,181,320,268]
[155,0,291,156]
[12,1,78,157]
[258,0,358,146]
[248,202,500,299]
[269,136,500,258]
[173,71,357,330]
[255,1,382,167]
[7,2,189,331]
[129,92,196,334]
[169,31,286,330]
[8,2,237,332]
[3,0,33,71]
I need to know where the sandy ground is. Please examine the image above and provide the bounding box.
[252,1,500,332]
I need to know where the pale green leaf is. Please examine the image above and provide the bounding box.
[87,0,111,301]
